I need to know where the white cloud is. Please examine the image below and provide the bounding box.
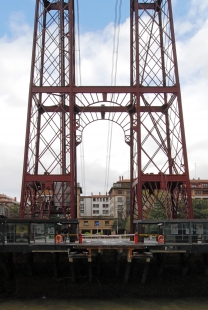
[175,21,195,37]
[175,6,208,179]
[77,120,130,195]
[0,144,24,200]
[190,0,208,16]
[0,17,32,199]
[78,18,130,86]
[174,0,208,38]
[177,19,208,80]
[0,16,32,108]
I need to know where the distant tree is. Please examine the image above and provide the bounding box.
[125,216,130,233]
[149,203,166,219]
[111,218,127,234]
[192,199,208,219]
[8,204,20,218]
[148,199,208,220]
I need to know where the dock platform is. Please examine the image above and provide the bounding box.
[1,218,208,283]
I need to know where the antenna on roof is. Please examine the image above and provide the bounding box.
[195,163,197,179]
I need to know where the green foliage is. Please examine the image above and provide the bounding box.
[8,204,20,218]
[192,199,208,219]
[149,199,208,220]
[125,216,130,233]
[111,218,127,234]
[149,203,166,219]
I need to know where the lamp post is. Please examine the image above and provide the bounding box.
[116,198,125,235]
[116,212,118,235]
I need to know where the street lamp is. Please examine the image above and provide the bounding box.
[116,214,118,235]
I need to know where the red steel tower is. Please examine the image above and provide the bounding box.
[20,0,193,223]
[130,0,193,223]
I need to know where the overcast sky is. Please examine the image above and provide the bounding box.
[0,0,208,200]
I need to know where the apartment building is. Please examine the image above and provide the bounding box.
[78,193,110,217]
[190,179,208,200]
[0,194,19,218]
[77,193,114,234]
[108,177,130,219]
[78,217,115,235]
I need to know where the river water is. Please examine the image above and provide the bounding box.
[0,298,208,309]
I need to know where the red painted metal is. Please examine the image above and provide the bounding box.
[20,0,76,219]
[130,0,193,226]
[20,0,193,223]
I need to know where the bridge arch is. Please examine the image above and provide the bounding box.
[75,97,133,146]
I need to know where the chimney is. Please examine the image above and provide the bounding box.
[14,197,16,201]
[99,192,100,195]
[119,176,121,181]
[122,176,123,180]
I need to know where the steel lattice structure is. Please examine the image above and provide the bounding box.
[20,0,193,224]
[130,0,193,226]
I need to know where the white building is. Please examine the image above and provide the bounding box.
[79,193,110,217]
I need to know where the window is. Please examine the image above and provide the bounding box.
[103,210,109,214]
[93,210,99,214]
[84,221,88,226]
[80,197,84,201]
[102,204,109,208]
[94,220,99,226]
[113,183,121,187]
[80,204,84,214]
[117,197,123,202]
[202,190,208,194]
[93,198,96,201]
[93,204,99,208]
[105,221,110,226]
[202,184,208,188]
[117,205,123,211]
[118,189,122,194]
[195,190,201,194]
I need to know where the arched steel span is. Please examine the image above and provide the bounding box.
[75,99,132,146]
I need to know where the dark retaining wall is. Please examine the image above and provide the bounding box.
[0,252,208,299]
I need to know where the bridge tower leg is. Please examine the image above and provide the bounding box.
[20,0,77,219]
[130,0,193,229]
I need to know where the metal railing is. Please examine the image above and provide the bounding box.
[81,234,135,242]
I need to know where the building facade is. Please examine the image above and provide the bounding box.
[190,179,208,200]
[108,177,130,219]
[0,194,19,218]
[77,193,114,234]
[79,193,110,217]
[78,217,115,235]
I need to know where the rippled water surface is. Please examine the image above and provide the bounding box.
[0,298,208,310]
